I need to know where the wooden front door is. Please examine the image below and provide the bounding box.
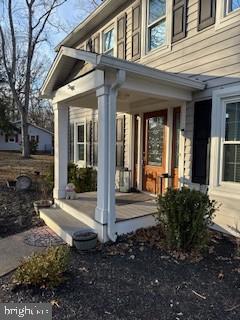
[172,107,181,189]
[143,110,167,194]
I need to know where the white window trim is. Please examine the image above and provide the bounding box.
[141,0,172,61]
[220,98,240,185]
[215,0,240,30]
[102,23,116,56]
[209,85,240,190]
[74,120,87,167]
[7,135,16,143]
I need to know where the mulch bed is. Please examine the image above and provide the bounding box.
[0,230,239,320]
[0,185,44,238]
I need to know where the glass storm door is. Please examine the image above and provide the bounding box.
[143,110,167,194]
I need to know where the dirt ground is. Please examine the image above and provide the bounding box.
[0,231,239,320]
[0,151,53,184]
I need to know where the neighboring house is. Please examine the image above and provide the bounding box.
[41,0,240,243]
[0,121,53,153]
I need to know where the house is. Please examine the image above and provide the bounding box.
[41,0,240,244]
[0,121,53,153]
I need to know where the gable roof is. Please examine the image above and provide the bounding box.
[13,121,53,135]
[55,0,128,51]
[41,47,205,98]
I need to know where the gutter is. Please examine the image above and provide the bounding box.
[107,69,126,242]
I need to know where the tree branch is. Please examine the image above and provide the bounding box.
[8,0,17,80]
[0,25,21,111]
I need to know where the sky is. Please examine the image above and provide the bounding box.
[49,0,101,52]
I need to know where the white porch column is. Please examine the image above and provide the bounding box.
[53,103,68,199]
[95,86,110,224]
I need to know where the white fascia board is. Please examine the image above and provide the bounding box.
[97,55,205,91]
[62,47,98,65]
[52,69,105,104]
[122,75,192,101]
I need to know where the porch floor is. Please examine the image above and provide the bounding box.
[60,192,158,222]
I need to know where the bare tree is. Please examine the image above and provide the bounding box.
[0,0,68,157]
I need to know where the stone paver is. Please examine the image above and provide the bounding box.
[0,227,65,277]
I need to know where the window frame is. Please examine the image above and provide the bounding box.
[215,0,240,29]
[146,0,167,52]
[7,135,16,143]
[221,98,240,184]
[141,0,172,59]
[75,121,86,167]
[102,24,115,56]
[224,0,240,16]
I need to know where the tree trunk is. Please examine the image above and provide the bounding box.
[21,112,30,158]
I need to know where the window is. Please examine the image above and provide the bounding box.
[103,27,114,56]
[223,102,240,183]
[93,121,98,166]
[147,0,166,51]
[225,0,240,15]
[7,135,16,143]
[77,124,85,162]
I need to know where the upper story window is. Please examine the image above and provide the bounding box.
[147,0,166,51]
[103,26,114,56]
[225,0,240,15]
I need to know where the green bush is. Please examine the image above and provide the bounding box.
[68,163,97,193]
[29,140,38,154]
[44,163,97,194]
[13,246,70,288]
[156,187,217,252]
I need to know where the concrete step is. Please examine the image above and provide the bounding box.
[55,198,96,229]
[39,207,94,246]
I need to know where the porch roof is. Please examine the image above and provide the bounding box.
[41,47,205,99]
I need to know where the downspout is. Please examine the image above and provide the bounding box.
[107,69,126,242]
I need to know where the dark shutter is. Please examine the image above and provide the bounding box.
[36,135,39,143]
[116,117,125,168]
[172,0,187,43]
[132,1,141,61]
[192,100,212,185]
[69,123,74,162]
[198,0,216,31]
[117,14,127,59]
[86,121,92,166]
[93,121,98,166]
[86,38,93,52]
[93,34,100,53]
[5,134,8,143]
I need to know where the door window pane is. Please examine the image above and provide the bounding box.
[149,0,166,24]
[147,116,164,165]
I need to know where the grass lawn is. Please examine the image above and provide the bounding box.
[0,151,53,184]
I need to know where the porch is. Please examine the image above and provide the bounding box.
[41,47,205,243]
[40,192,157,245]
